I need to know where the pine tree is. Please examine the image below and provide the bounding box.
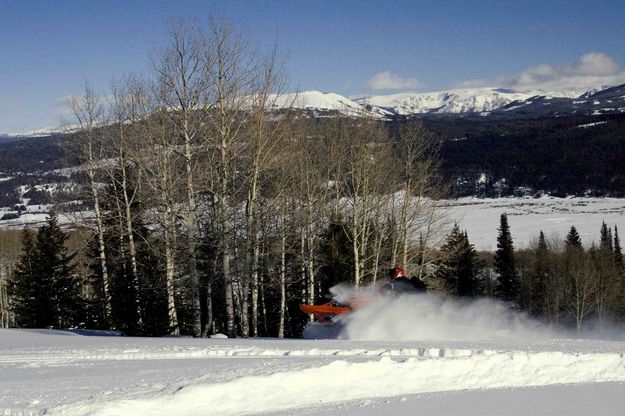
[565,226,582,250]
[7,229,42,327]
[8,214,83,328]
[530,231,549,316]
[36,213,82,327]
[457,231,481,296]
[437,224,464,292]
[613,226,623,273]
[600,222,613,254]
[614,225,625,317]
[437,224,480,296]
[84,235,110,329]
[494,213,519,302]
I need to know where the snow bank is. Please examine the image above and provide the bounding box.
[60,349,625,416]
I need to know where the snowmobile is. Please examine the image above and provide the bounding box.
[299,296,372,339]
[301,267,423,338]
[299,298,369,322]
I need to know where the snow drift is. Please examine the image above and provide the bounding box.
[61,349,625,416]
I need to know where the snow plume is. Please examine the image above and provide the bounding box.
[333,286,552,342]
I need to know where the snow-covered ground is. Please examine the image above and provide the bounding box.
[448,196,625,250]
[3,294,625,416]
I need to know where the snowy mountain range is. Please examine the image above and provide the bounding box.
[4,84,625,137]
[279,83,625,118]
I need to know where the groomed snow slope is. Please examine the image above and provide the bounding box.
[2,328,625,415]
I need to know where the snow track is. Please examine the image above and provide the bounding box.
[2,330,625,415]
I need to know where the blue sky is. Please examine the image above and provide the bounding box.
[1,0,625,133]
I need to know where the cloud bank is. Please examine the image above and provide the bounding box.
[367,71,422,91]
[461,52,625,92]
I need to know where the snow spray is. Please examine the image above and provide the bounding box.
[332,285,553,342]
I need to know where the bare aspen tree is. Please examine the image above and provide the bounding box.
[334,119,392,286]
[566,252,597,330]
[277,201,288,338]
[291,119,333,309]
[268,124,299,337]
[152,22,212,337]
[395,122,447,279]
[131,82,182,334]
[68,84,112,319]
[201,19,256,337]
[243,49,291,336]
[108,78,144,325]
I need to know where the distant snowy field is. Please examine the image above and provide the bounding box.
[2,196,625,251]
[2,325,625,415]
[447,196,625,250]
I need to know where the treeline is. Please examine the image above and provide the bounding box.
[437,214,625,330]
[3,20,442,337]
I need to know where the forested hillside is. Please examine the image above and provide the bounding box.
[2,113,624,200]
[428,114,625,196]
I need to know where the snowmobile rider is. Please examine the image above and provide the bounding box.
[382,266,427,294]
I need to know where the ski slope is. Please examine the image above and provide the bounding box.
[2,326,625,415]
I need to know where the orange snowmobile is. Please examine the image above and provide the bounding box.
[299,298,369,322]
[300,267,412,321]
[300,297,372,339]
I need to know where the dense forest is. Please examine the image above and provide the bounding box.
[430,114,625,197]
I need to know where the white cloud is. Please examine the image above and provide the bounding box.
[458,53,625,93]
[574,52,619,76]
[367,71,422,91]
[508,52,621,87]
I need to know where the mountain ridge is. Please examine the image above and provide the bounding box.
[5,83,625,137]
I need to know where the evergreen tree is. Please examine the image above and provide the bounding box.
[84,235,110,329]
[614,226,625,317]
[437,224,464,292]
[36,213,82,327]
[457,231,481,296]
[7,229,42,327]
[600,222,613,254]
[8,214,83,328]
[613,226,623,273]
[494,213,519,302]
[565,226,582,250]
[437,224,480,296]
[529,231,549,316]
